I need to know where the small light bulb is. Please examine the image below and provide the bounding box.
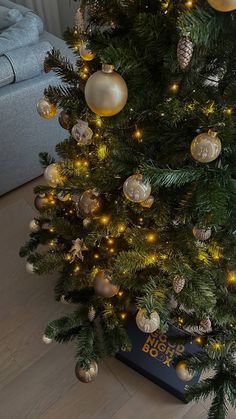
[227,271,236,284]
[100,215,110,225]
[120,312,127,320]
[107,238,115,245]
[118,291,124,297]
[170,83,179,93]
[94,253,100,259]
[146,232,157,243]
[117,223,126,233]
[185,0,193,7]
[133,128,143,141]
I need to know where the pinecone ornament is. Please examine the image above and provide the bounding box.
[177,35,193,70]
[88,306,96,322]
[173,275,186,294]
[199,317,212,333]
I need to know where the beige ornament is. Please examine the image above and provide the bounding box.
[136,309,160,333]
[72,120,93,145]
[34,195,48,211]
[69,238,88,262]
[75,361,98,383]
[26,261,35,274]
[79,42,96,61]
[190,130,222,163]
[88,307,96,322]
[177,35,193,70]
[44,163,62,188]
[94,270,119,298]
[207,0,236,12]
[199,317,212,333]
[29,219,40,233]
[140,195,155,208]
[123,174,151,203]
[42,334,53,344]
[193,226,212,241]
[85,64,128,117]
[79,190,103,218]
[176,361,194,382]
[173,276,186,294]
[36,97,57,119]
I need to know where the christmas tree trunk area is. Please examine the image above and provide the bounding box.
[20,1,236,417]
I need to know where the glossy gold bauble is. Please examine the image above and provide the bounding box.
[29,218,40,232]
[58,110,72,130]
[176,361,194,382]
[190,130,221,163]
[44,163,62,188]
[79,42,96,61]
[75,361,98,383]
[34,195,48,211]
[140,195,154,208]
[123,174,151,203]
[79,190,103,218]
[36,97,57,119]
[136,309,160,333]
[207,0,236,12]
[85,64,128,117]
[193,226,212,241]
[94,270,120,298]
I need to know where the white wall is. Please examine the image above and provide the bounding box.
[13,0,79,37]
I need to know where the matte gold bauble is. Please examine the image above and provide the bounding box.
[190,130,221,163]
[79,42,96,61]
[207,0,236,12]
[34,195,48,211]
[58,110,72,130]
[44,163,62,188]
[36,97,57,119]
[176,361,194,382]
[136,309,160,333]
[193,226,212,241]
[75,361,98,383]
[78,190,103,217]
[140,195,154,208]
[85,64,128,117]
[29,218,40,232]
[94,270,120,298]
[123,174,151,203]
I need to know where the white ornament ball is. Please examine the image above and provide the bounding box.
[173,276,186,294]
[42,334,53,344]
[176,361,194,382]
[26,261,35,274]
[123,174,151,203]
[190,131,222,163]
[44,163,61,188]
[29,219,40,232]
[193,226,212,241]
[136,309,160,333]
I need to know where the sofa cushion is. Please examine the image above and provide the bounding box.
[0,6,22,30]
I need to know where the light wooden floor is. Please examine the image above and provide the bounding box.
[0,178,234,419]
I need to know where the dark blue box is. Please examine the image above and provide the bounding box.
[116,319,200,402]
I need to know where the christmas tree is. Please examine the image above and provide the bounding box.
[21,0,236,416]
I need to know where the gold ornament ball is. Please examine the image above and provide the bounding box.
[85,64,128,117]
[140,195,154,208]
[29,218,40,232]
[190,130,222,163]
[44,163,61,188]
[79,42,96,61]
[58,110,72,130]
[94,270,120,298]
[207,0,236,12]
[176,361,194,382]
[193,226,212,241]
[34,195,48,211]
[75,361,98,383]
[123,174,151,203]
[36,97,57,119]
[79,190,103,218]
[136,309,160,333]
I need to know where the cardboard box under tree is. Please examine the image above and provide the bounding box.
[116,319,200,402]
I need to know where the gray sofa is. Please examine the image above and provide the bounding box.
[0,30,73,196]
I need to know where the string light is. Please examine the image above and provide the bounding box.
[212,342,221,350]
[120,312,127,320]
[185,0,193,8]
[117,223,126,233]
[133,128,143,142]
[118,291,124,297]
[65,254,72,262]
[94,253,100,259]
[99,215,110,225]
[107,238,115,245]
[145,232,157,244]
[227,271,236,284]
[74,265,80,273]
[49,240,56,247]
[109,248,115,254]
[95,116,103,127]
[49,227,54,233]
[224,108,233,116]
[97,144,108,160]
[170,83,179,93]
[194,336,203,345]
[145,254,157,264]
